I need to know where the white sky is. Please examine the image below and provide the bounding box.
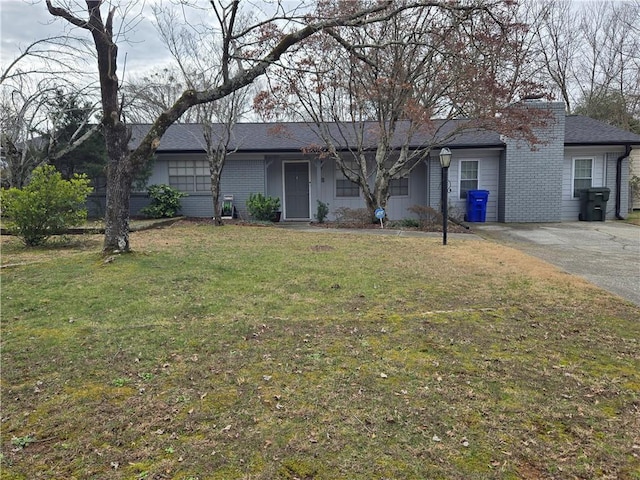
[0,0,627,89]
[0,0,179,81]
[0,0,303,82]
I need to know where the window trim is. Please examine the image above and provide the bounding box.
[458,159,480,200]
[168,158,211,193]
[572,157,594,198]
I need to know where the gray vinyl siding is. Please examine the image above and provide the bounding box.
[446,152,500,222]
[427,150,500,222]
[560,147,627,221]
[608,154,629,219]
[322,158,429,221]
[268,155,428,221]
[498,151,507,222]
[631,151,640,210]
[387,161,428,220]
[428,155,442,212]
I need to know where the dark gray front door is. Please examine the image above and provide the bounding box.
[284,162,309,219]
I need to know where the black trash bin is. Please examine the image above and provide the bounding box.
[578,187,610,221]
[465,190,490,222]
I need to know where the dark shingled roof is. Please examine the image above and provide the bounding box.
[565,115,640,145]
[130,115,640,153]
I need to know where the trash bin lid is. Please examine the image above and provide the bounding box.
[467,190,490,200]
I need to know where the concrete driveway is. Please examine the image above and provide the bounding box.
[471,222,640,306]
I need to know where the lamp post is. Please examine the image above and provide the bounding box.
[439,147,452,245]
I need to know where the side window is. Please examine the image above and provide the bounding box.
[336,179,360,197]
[336,161,360,197]
[459,160,479,199]
[385,159,409,197]
[573,158,593,197]
[169,159,211,192]
[389,177,409,196]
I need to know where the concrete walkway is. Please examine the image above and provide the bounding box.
[471,222,640,306]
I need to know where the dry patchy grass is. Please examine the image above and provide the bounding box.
[1,224,639,479]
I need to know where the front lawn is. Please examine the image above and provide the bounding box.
[1,223,639,479]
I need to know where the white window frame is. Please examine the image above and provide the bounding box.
[458,159,479,200]
[572,157,593,198]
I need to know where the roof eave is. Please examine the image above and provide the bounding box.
[565,142,640,147]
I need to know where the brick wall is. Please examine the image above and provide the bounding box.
[499,102,565,222]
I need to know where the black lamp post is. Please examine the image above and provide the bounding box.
[439,147,452,245]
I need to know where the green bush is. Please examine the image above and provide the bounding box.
[140,184,187,218]
[315,200,329,223]
[0,165,92,246]
[246,193,280,221]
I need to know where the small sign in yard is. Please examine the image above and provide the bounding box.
[375,208,385,228]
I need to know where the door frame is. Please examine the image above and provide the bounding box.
[282,160,311,220]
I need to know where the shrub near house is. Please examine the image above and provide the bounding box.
[141,184,187,219]
[246,193,280,222]
[0,165,92,246]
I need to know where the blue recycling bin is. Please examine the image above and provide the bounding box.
[466,190,490,222]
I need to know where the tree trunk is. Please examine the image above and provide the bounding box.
[361,174,390,221]
[103,124,134,252]
[103,156,133,252]
[209,155,224,226]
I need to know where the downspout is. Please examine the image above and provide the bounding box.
[615,145,631,220]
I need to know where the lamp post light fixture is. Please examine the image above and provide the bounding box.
[439,147,452,245]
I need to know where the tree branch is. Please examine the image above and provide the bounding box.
[45,0,91,30]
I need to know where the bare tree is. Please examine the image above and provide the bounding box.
[1,35,91,86]
[573,1,640,131]
[45,0,426,253]
[123,67,200,124]
[258,0,549,218]
[0,76,99,188]
[152,1,253,225]
[531,0,579,113]
[1,30,98,187]
[532,0,639,125]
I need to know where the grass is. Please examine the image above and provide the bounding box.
[625,210,640,226]
[1,222,639,479]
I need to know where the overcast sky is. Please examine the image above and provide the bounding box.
[0,0,179,80]
[0,0,626,87]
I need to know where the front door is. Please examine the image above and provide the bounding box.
[284,162,310,219]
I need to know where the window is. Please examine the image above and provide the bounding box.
[336,161,360,197]
[459,160,479,199]
[336,178,360,197]
[169,159,211,192]
[573,158,593,197]
[389,177,409,196]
